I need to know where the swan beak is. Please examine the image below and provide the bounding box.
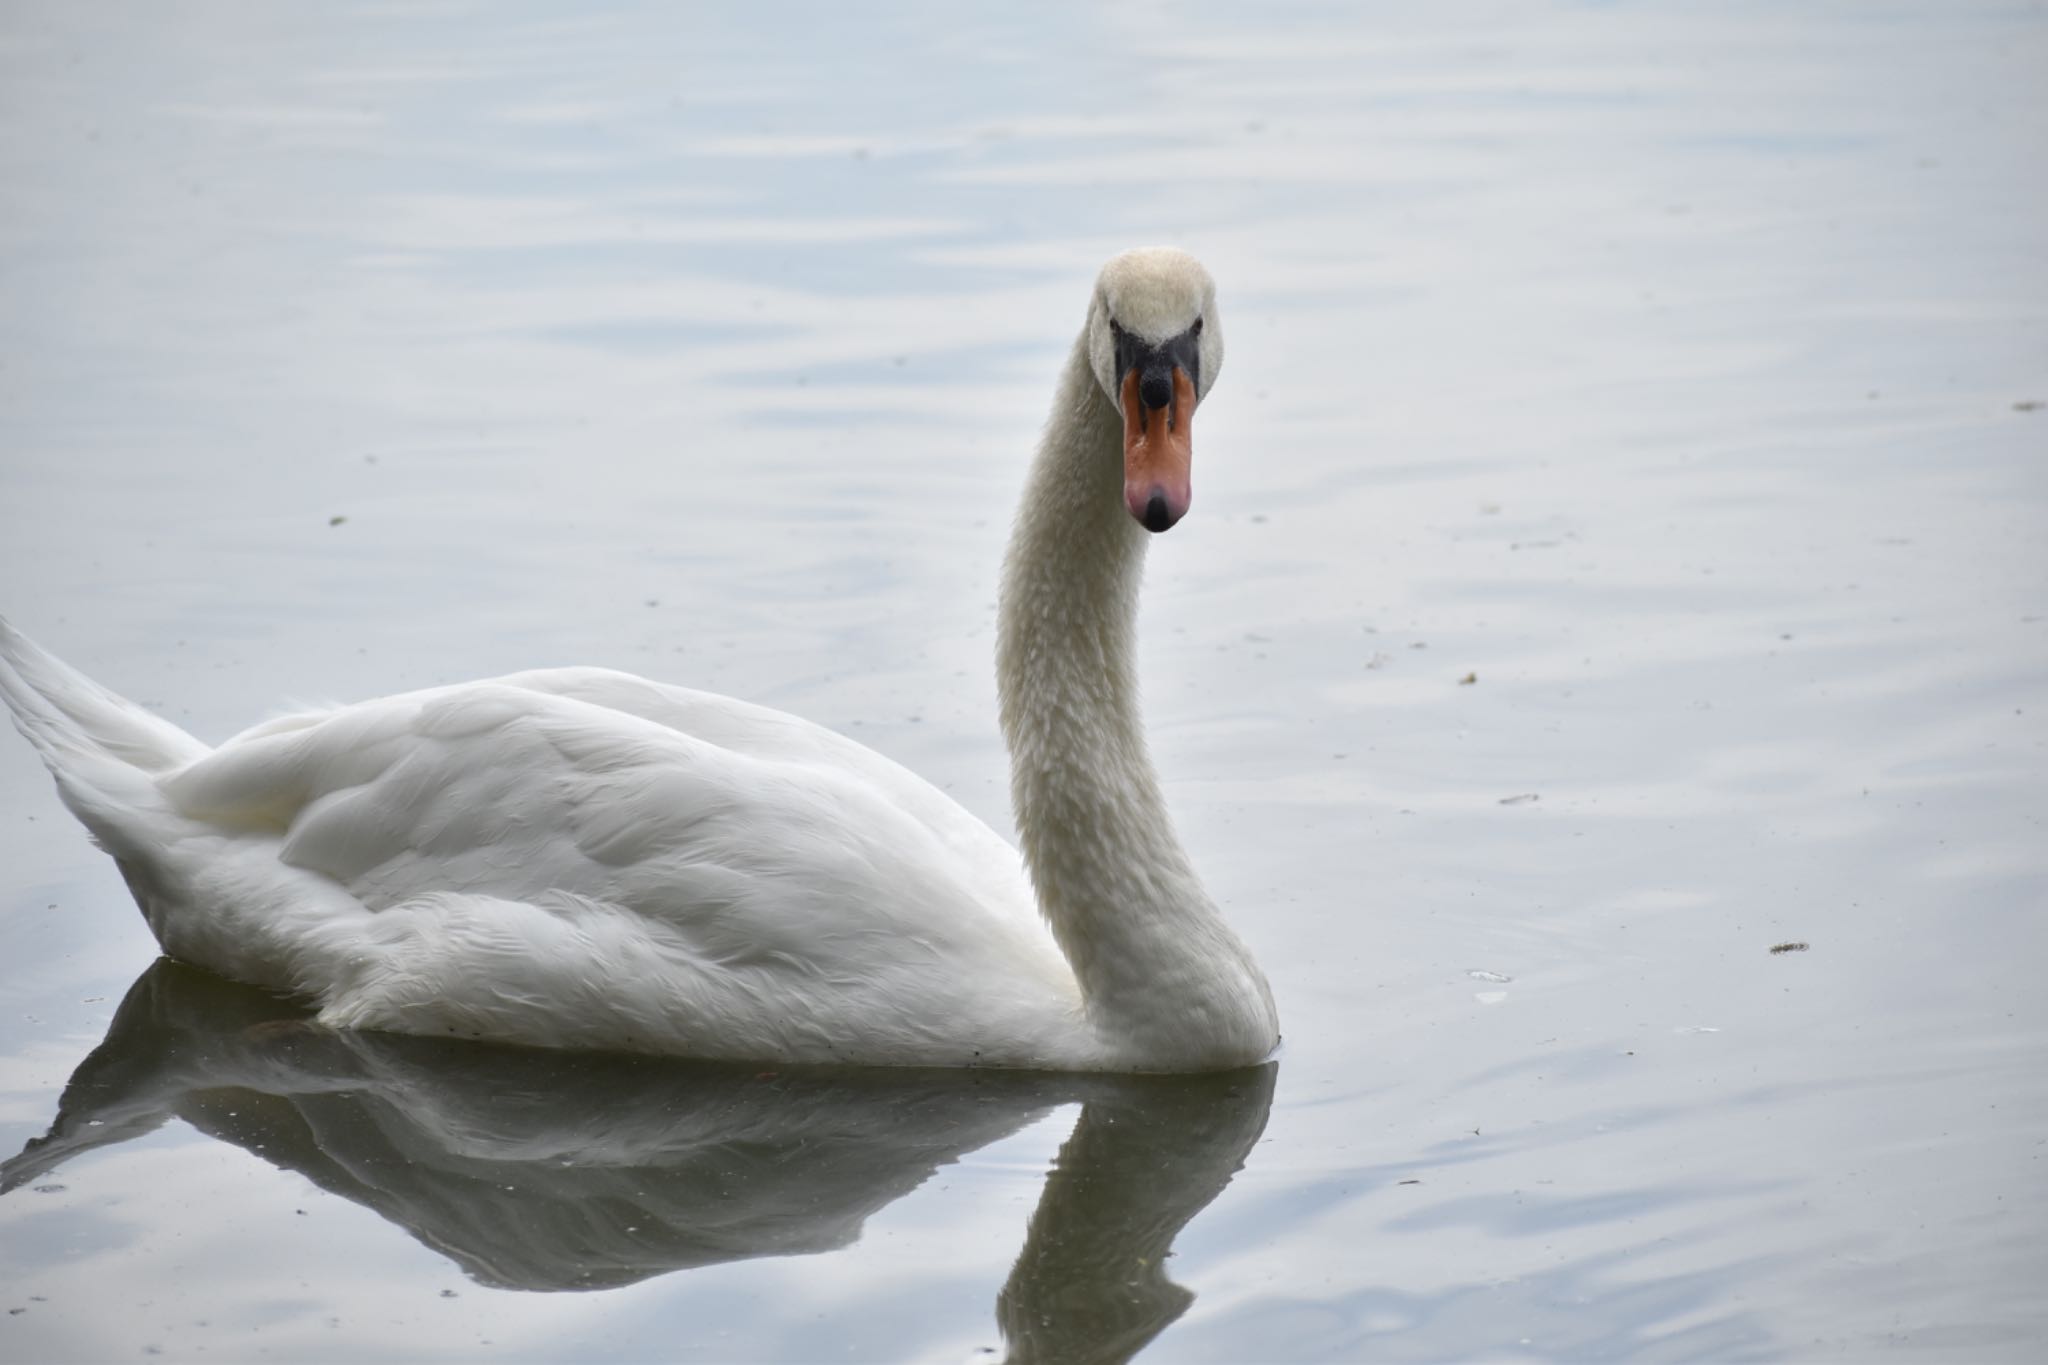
[1121,365,1197,533]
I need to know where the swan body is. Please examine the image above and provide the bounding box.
[0,248,1279,1072]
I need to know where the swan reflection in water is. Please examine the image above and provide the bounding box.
[4,960,1275,1362]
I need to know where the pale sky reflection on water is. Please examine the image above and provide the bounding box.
[2,2,2045,1361]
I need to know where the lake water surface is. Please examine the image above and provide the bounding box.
[2,2,2044,1360]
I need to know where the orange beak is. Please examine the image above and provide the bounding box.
[1121,366,1196,533]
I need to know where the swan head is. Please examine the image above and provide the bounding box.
[1085,247,1223,534]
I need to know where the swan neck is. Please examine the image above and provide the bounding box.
[995,335,1276,1069]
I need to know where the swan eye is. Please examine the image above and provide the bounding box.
[1192,317,1203,335]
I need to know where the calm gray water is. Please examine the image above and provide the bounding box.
[2,2,2044,1360]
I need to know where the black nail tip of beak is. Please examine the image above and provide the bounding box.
[1140,372,1173,410]
[1143,493,1174,533]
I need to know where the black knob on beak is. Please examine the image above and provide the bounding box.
[1139,369,1173,411]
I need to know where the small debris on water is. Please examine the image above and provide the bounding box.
[1498,793,1540,806]
[1468,970,1513,983]
[1398,1178,1422,1185]
[1458,672,1477,685]
[2015,399,2043,412]
[1770,941,1810,954]
[328,514,347,526]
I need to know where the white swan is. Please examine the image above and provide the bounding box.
[0,247,1278,1072]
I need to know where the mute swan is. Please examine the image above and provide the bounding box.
[0,247,1278,1072]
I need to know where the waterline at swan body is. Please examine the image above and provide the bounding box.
[0,247,1280,1073]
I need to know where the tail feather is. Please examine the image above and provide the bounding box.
[0,616,211,847]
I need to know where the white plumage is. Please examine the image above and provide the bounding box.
[0,247,1279,1072]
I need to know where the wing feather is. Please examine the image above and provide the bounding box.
[141,670,1076,1062]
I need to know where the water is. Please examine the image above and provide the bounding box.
[2,1,2044,1359]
